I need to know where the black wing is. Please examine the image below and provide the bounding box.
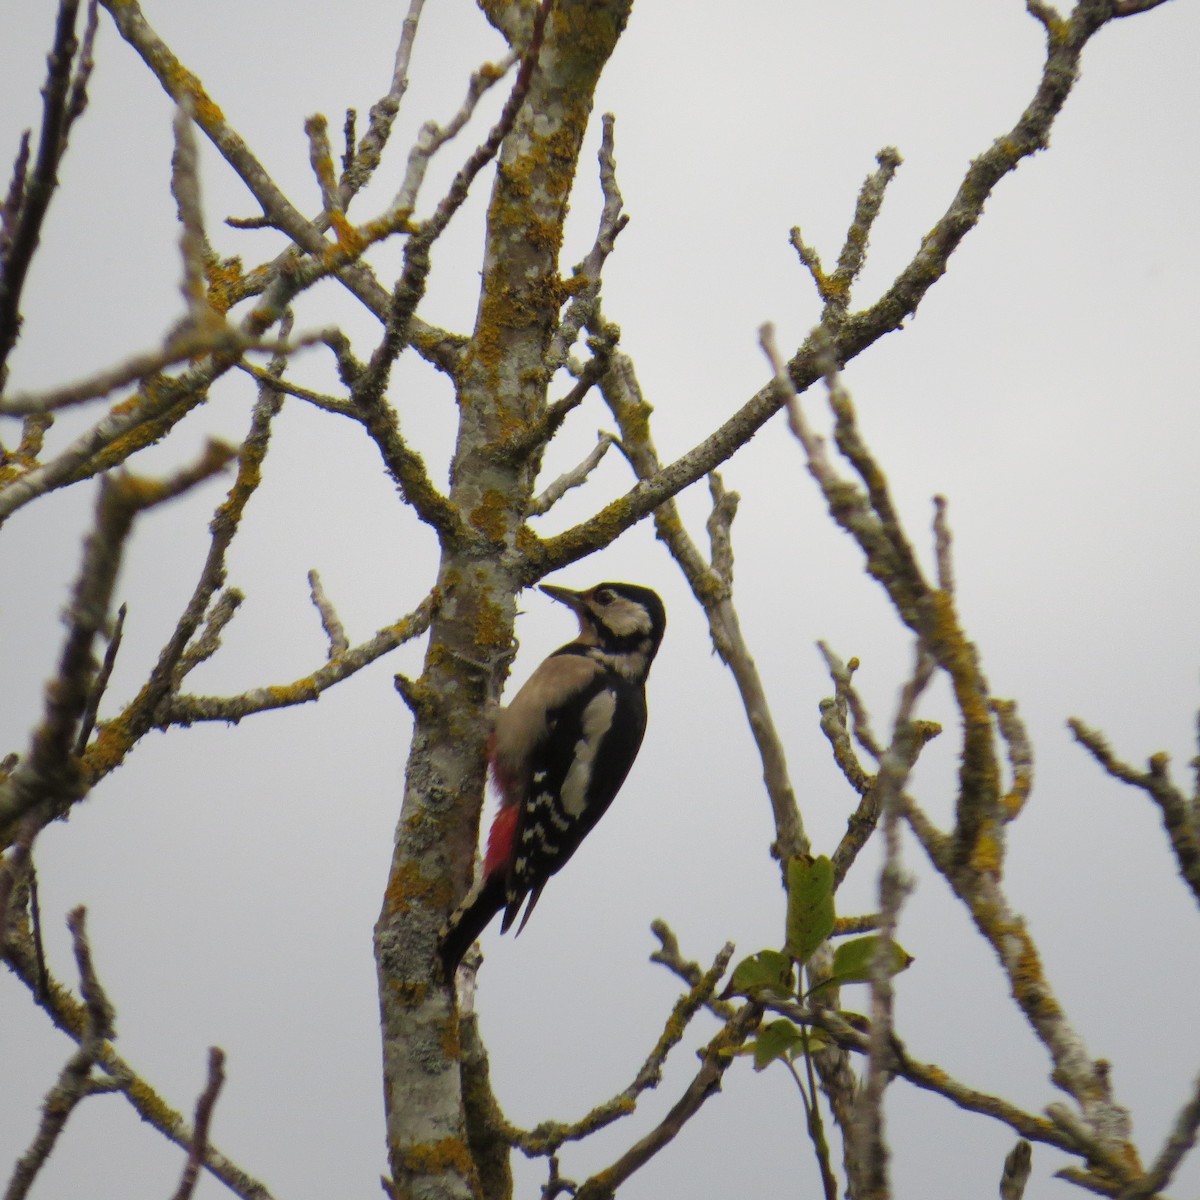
[502,668,647,933]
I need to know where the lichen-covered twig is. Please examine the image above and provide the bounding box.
[235,362,357,418]
[769,324,1002,863]
[69,334,291,777]
[73,603,125,755]
[526,433,617,517]
[1115,1071,1200,1200]
[96,0,458,371]
[0,354,236,524]
[354,0,551,457]
[89,594,435,778]
[532,1,1161,576]
[1000,1140,1033,1200]
[572,1004,761,1200]
[851,642,931,1200]
[0,325,327,418]
[3,907,114,1200]
[591,334,808,866]
[0,0,98,389]
[791,148,902,328]
[0,443,234,845]
[818,643,943,891]
[2,919,273,1200]
[0,817,37,948]
[547,112,630,373]
[386,44,521,229]
[506,941,734,1157]
[174,591,243,683]
[774,320,1139,1168]
[171,98,213,320]
[993,698,1034,821]
[648,920,736,1022]
[168,1047,227,1200]
[338,0,425,204]
[1069,719,1200,907]
[307,570,350,659]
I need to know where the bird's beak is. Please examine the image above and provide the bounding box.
[540,584,584,613]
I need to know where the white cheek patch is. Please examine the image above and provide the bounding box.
[601,600,652,638]
[560,689,617,818]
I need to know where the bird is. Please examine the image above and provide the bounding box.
[439,581,666,976]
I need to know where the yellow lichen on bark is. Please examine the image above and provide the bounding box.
[401,1137,478,1183]
[384,860,454,919]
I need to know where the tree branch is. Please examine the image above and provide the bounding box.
[530,5,1133,575]
[507,942,734,1157]
[0,0,98,388]
[1069,719,1200,908]
[0,443,234,845]
[573,1005,761,1200]
[2,920,273,1200]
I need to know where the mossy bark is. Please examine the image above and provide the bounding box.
[374,4,632,1197]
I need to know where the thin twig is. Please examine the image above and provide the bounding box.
[3,906,113,1200]
[1000,1140,1033,1200]
[143,593,436,731]
[338,0,427,204]
[169,1047,227,1200]
[0,817,37,945]
[1117,1072,1200,1199]
[594,330,808,865]
[547,112,630,372]
[992,698,1033,821]
[506,942,735,1156]
[932,494,954,595]
[534,8,1139,575]
[171,97,212,319]
[527,433,617,516]
[386,46,520,224]
[851,643,931,1200]
[174,590,243,682]
[74,602,126,755]
[1070,719,1200,907]
[649,920,736,1021]
[0,0,98,386]
[0,443,235,843]
[2,925,274,1200]
[236,361,356,418]
[308,570,350,658]
[0,325,328,417]
[572,1005,761,1200]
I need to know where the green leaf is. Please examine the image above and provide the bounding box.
[828,935,914,985]
[784,855,836,964]
[753,1019,806,1070]
[726,950,795,1000]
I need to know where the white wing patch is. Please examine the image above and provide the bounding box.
[560,689,617,818]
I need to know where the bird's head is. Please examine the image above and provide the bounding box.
[540,581,666,678]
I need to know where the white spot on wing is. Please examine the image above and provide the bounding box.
[560,689,617,818]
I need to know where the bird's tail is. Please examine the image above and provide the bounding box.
[438,872,506,978]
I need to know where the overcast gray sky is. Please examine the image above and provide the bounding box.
[3,2,1199,1198]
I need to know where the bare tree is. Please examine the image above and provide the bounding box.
[2,2,1195,1200]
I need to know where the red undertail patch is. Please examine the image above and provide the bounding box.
[484,804,519,876]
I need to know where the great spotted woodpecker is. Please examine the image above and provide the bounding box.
[439,582,666,975]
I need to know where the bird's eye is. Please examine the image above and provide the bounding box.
[594,588,615,605]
